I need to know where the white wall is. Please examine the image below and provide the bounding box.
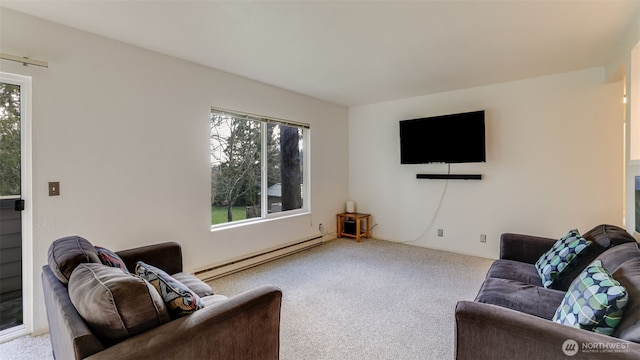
[0,8,348,333]
[348,68,624,259]
[617,10,640,240]
[625,40,640,240]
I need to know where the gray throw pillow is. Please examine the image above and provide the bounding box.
[48,236,101,284]
[69,263,170,343]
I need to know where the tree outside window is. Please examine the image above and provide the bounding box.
[0,83,21,197]
[210,109,307,226]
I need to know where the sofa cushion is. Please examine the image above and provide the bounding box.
[135,261,203,318]
[612,257,640,342]
[534,229,591,288]
[474,277,565,319]
[48,236,101,284]
[553,260,628,336]
[546,225,637,291]
[68,263,171,344]
[95,246,129,273]
[172,272,214,297]
[200,294,229,308]
[583,224,637,248]
[485,260,543,287]
[598,242,640,274]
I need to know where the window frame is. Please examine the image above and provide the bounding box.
[210,107,311,230]
[630,41,640,163]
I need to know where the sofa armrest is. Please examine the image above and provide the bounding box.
[455,300,640,360]
[86,285,282,360]
[499,233,556,264]
[42,266,104,360]
[116,241,182,274]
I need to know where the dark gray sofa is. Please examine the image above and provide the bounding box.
[455,224,640,359]
[42,236,282,360]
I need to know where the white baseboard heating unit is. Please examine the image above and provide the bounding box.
[194,235,326,281]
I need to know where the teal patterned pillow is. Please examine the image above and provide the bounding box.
[553,260,628,335]
[135,261,203,318]
[535,229,591,288]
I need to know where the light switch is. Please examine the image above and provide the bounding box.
[49,182,60,196]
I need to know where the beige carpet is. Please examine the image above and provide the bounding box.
[209,238,493,360]
[0,238,493,360]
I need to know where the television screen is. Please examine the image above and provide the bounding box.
[399,110,486,164]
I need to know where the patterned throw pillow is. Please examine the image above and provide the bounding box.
[95,246,129,273]
[553,260,628,335]
[135,261,203,318]
[535,229,591,288]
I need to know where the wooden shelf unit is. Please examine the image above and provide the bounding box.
[337,212,371,242]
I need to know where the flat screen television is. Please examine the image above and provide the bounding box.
[399,110,486,164]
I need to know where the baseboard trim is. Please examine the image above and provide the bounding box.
[194,235,328,281]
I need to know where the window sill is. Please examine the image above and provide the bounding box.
[210,210,311,232]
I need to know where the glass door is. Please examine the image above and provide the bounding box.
[0,74,29,339]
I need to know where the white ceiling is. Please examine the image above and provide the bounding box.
[2,1,639,106]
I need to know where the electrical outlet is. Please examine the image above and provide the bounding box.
[319,223,324,233]
[437,229,443,237]
[480,234,487,243]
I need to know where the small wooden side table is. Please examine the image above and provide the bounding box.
[337,212,371,242]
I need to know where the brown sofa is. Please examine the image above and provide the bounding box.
[42,236,282,360]
[455,224,640,359]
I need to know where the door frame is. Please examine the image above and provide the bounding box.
[0,72,33,342]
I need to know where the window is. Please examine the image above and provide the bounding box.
[210,108,309,227]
